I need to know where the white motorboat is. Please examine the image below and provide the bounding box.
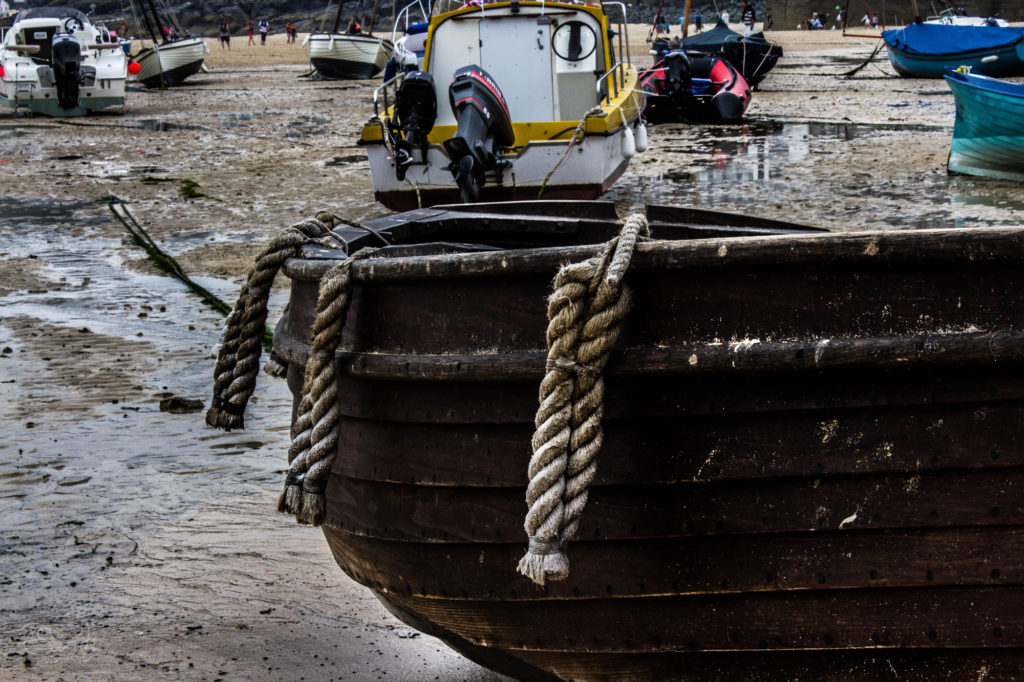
[359,0,646,210]
[0,7,130,116]
[926,7,1009,27]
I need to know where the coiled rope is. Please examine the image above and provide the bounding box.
[278,246,381,525]
[518,213,650,586]
[206,214,346,431]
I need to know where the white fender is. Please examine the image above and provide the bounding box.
[634,122,648,152]
[621,124,636,158]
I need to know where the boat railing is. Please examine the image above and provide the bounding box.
[372,71,406,120]
[597,61,625,104]
[392,0,429,43]
[602,1,631,71]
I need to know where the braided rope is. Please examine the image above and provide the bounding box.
[206,219,345,431]
[518,214,649,586]
[279,247,381,526]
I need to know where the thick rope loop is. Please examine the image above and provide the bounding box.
[206,218,347,431]
[279,247,381,526]
[518,214,649,586]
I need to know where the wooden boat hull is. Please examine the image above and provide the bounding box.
[272,201,1024,680]
[307,33,391,79]
[134,38,206,87]
[945,68,1024,181]
[883,24,1024,78]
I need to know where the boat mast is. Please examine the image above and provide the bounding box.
[647,0,667,42]
[134,0,161,44]
[368,0,381,35]
[146,0,165,42]
[682,0,691,37]
[332,0,346,33]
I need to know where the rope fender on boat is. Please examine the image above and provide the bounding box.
[518,213,650,586]
[206,215,347,431]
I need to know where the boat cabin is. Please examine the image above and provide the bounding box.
[426,2,617,126]
[5,7,93,64]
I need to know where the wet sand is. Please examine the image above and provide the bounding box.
[2,28,1024,680]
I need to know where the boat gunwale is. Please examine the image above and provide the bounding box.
[280,225,1024,283]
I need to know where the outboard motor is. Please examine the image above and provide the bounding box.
[391,71,437,181]
[662,51,693,104]
[51,32,82,110]
[443,65,514,204]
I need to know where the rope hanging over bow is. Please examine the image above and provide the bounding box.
[518,213,650,586]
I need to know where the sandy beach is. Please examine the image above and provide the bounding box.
[2,25,1024,681]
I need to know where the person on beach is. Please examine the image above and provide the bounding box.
[721,9,729,23]
[740,0,756,36]
[347,19,362,35]
[258,17,269,45]
[765,8,773,29]
[219,20,230,49]
[247,21,255,45]
[694,11,703,31]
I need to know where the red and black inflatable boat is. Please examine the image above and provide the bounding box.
[640,51,752,124]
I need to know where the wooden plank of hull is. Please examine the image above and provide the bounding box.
[328,527,1024,599]
[947,72,1024,181]
[274,212,1024,678]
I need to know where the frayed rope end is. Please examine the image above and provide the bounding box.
[296,490,326,526]
[278,476,303,515]
[517,536,569,586]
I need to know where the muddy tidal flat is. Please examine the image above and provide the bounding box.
[3,28,1024,681]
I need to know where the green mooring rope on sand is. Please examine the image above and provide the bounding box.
[108,197,274,348]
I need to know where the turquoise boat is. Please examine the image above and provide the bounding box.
[883,23,1024,78]
[944,67,1024,181]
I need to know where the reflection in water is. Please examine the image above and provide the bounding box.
[609,121,1024,230]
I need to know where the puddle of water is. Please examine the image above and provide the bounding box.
[609,120,1024,230]
[325,154,367,167]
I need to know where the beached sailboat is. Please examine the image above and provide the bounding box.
[0,7,131,115]
[882,22,1024,78]
[945,66,1024,181]
[128,0,207,87]
[359,0,645,210]
[209,199,1024,679]
[304,0,393,79]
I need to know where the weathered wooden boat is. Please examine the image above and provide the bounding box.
[129,0,206,88]
[359,0,645,211]
[211,200,1024,680]
[945,66,1024,182]
[304,0,393,79]
[882,22,1024,78]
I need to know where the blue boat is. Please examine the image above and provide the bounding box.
[944,67,1024,181]
[882,23,1024,78]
